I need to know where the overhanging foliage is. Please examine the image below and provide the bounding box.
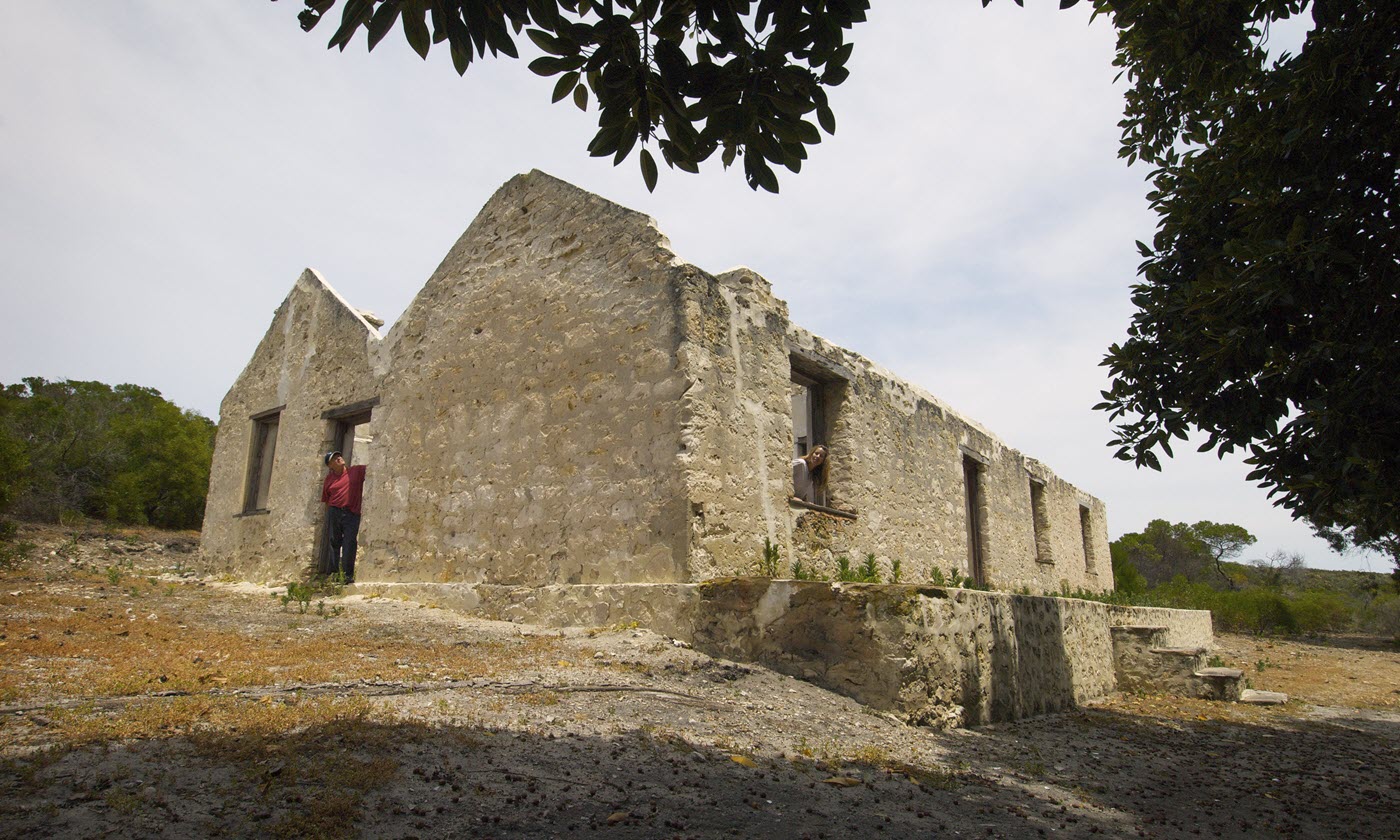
[1090,0,1399,565]
[288,0,870,192]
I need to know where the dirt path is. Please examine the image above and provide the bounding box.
[2,527,1398,838]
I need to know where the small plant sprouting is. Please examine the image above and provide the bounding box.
[1207,654,1227,668]
[890,557,902,584]
[57,533,82,560]
[106,566,122,586]
[757,538,781,578]
[835,554,880,583]
[929,567,947,586]
[281,581,314,614]
[1255,658,1276,672]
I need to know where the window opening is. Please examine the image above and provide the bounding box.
[790,371,824,459]
[789,353,853,515]
[963,455,986,586]
[1080,505,1096,572]
[1030,478,1052,564]
[243,411,280,513]
[790,368,831,507]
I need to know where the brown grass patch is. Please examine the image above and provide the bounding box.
[40,694,384,748]
[1212,632,1400,711]
[0,564,565,708]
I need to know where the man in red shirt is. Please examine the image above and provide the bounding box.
[321,451,366,582]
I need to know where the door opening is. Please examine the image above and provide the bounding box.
[315,405,375,575]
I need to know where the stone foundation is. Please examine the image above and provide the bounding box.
[355,579,1210,727]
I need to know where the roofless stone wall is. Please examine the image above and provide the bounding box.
[362,173,694,585]
[200,270,381,581]
[676,263,1112,593]
[202,170,1111,594]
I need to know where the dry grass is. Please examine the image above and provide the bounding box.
[1212,632,1400,711]
[38,694,384,748]
[0,562,564,710]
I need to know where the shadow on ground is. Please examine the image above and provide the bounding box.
[3,702,1397,839]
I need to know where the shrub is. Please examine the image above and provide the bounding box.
[1214,589,1298,636]
[1359,593,1400,641]
[1288,591,1352,634]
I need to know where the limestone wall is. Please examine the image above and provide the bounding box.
[678,264,1113,592]
[203,170,1114,596]
[689,580,1118,726]
[359,172,693,586]
[200,270,382,582]
[1107,604,1215,649]
[675,268,798,579]
[356,579,1200,726]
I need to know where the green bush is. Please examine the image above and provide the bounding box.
[1212,588,1298,635]
[1288,591,1352,634]
[1359,593,1400,641]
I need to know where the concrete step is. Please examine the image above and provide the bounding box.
[1111,625,1171,648]
[1192,667,1244,702]
[1150,646,1207,657]
[1239,689,1288,705]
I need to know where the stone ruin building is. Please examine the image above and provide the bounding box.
[202,171,1226,726]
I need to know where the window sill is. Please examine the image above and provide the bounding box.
[788,499,858,521]
[1036,558,1055,565]
[235,509,270,518]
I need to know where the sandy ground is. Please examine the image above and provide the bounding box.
[1,526,1398,839]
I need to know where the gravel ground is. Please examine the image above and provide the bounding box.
[1,526,1397,838]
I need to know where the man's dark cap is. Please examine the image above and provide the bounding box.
[324,451,342,466]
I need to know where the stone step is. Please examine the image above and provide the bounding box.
[1150,646,1207,657]
[1193,666,1245,678]
[1110,624,1173,652]
[1191,667,1244,702]
[1239,689,1288,705]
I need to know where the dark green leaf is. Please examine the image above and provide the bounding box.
[402,5,431,59]
[640,148,658,192]
[552,71,580,103]
[367,1,404,51]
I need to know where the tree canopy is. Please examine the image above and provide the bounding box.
[0,379,216,530]
[1111,519,1257,589]
[287,0,870,193]
[1092,0,1399,567]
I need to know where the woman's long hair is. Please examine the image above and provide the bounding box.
[805,444,829,485]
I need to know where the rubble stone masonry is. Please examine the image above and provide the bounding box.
[203,170,1112,594]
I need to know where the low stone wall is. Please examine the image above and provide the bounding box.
[688,581,1119,727]
[355,580,1209,727]
[1106,604,1215,649]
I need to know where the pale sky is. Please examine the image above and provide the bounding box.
[0,2,1380,572]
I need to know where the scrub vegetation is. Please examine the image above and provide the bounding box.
[1105,519,1400,639]
[0,377,215,531]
